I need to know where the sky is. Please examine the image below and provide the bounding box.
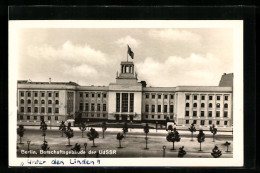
[18,27,233,87]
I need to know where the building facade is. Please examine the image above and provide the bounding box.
[17,60,233,127]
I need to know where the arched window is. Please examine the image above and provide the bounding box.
[216,103,220,108]
[201,103,205,107]
[193,103,197,107]
[55,100,59,104]
[27,99,31,104]
[21,99,24,104]
[224,103,228,108]
[34,100,38,104]
[209,103,212,108]
[41,100,45,104]
[48,100,52,104]
[186,103,189,107]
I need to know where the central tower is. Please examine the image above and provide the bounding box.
[116,61,137,84]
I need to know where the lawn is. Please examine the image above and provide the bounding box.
[17,128,233,158]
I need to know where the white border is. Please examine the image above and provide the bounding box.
[9,20,243,167]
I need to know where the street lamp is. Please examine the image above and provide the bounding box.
[27,140,31,158]
[163,145,166,157]
[84,143,87,158]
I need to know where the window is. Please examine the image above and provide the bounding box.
[201,95,205,100]
[55,116,58,120]
[21,92,24,97]
[20,115,23,120]
[193,111,197,117]
[193,120,197,124]
[34,100,38,104]
[48,93,52,97]
[186,120,189,124]
[152,115,154,119]
[194,95,197,100]
[103,104,106,111]
[41,107,45,113]
[145,105,149,112]
[209,96,213,100]
[21,107,24,112]
[116,93,120,112]
[170,105,174,113]
[97,104,101,111]
[27,92,31,97]
[217,96,221,100]
[55,100,59,104]
[186,95,190,100]
[79,103,83,111]
[27,99,31,104]
[164,115,167,119]
[40,116,44,120]
[224,121,228,125]
[186,103,190,107]
[41,92,45,97]
[224,103,228,108]
[164,105,167,113]
[130,93,134,112]
[201,120,205,125]
[92,93,95,98]
[79,93,83,97]
[158,115,161,119]
[103,93,106,98]
[86,93,89,97]
[201,111,204,117]
[91,103,95,111]
[41,100,45,104]
[34,116,37,120]
[85,103,89,111]
[201,103,205,108]
[27,107,31,113]
[55,93,59,97]
[48,108,52,113]
[55,108,59,113]
[216,111,220,117]
[146,94,149,99]
[224,111,228,118]
[209,120,212,125]
[193,103,197,107]
[158,105,161,112]
[48,116,51,120]
[185,111,189,116]
[216,121,220,125]
[121,93,128,112]
[34,107,38,113]
[98,94,100,98]
[152,105,155,112]
[158,95,161,99]
[34,93,38,97]
[209,103,212,108]
[97,114,100,117]
[91,113,94,117]
[225,96,228,101]
[21,99,24,104]
[216,103,220,108]
[170,94,174,99]
[170,115,173,119]
[208,111,212,117]
[103,114,106,118]
[152,95,155,99]
[164,95,167,99]
[145,115,148,118]
[27,116,30,120]
[48,100,52,104]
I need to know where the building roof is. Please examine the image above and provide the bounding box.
[17,80,79,86]
[218,73,233,87]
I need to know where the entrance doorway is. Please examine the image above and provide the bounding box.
[122,115,127,122]
[115,114,119,121]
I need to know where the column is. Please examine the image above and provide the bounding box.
[155,93,158,114]
[128,93,130,120]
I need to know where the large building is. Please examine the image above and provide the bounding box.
[17,60,233,127]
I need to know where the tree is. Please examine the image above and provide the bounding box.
[17,125,25,144]
[79,123,86,138]
[224,141,231,152]
[166,128,181,150]
[197,129,205,151]
[87,128,99,147]
[116,133,124,148]
[211,145,222,158]
[209,124,217,142]
[59,121,66,137]
[178,146,186,157]
[40,120,47,142]
[101,122,107,138]
[41,140,50,158]
[122,122,128,138]
[71,143,81,158]
[167,125,174,132]
[188,123,197,141]
[64,127,74,146]
[144,123,149,149]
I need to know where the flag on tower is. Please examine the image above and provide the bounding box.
[127,45,134,59]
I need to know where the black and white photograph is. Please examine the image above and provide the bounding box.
[9,20,243,167]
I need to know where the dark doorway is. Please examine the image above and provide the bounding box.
[115,114,119,121]
[129,115,133,121]
[122,115,127,122]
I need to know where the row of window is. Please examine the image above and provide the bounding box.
[21,99,59,105]
[185,110,228,117]
[145,105,174,113]
[185,120,228,126]
[186,95,229,101]
[19,115,59,121]
[79,103,107,112]
[79,92,107,98]
[145,94,174,99]
[21,92,59,98]
[186,103,229,108]
[84,113,107,118]
[145,114,174,119]
[20,107,59,113]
